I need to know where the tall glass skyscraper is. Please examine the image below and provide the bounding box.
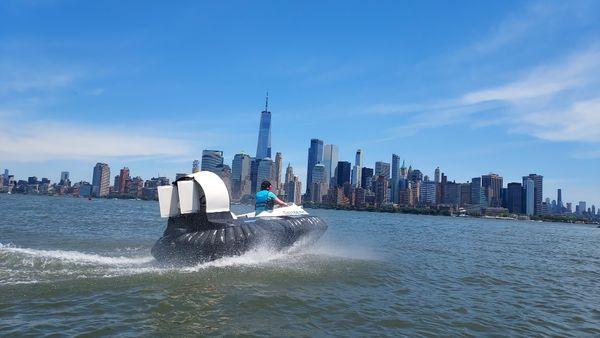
[322,144,338,185]
[306,138,324,195]
[256,94,272,160]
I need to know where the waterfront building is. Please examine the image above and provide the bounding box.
[351,149,363,187]
[391,154,400,203]
[410,181,420,206]
[419,179,437,206]
[557,189,563,213]
[375,161,390,180]
[60,171,70,185]
[306,139,324,196]
[201,150,224,173]
[459,183,471,206]
[323,144,339,186]
[256,94,272,159]
[373,175,388,206]
[506,182,523,214]
[577,201,586,215]
[361,167,374,190]
[256,157,273,192]
[482,173,503,207]
[92,163,110,197]
[335,161,351,187]
[117,167,130,194]
[523,178,535,216]
[126,176,144,198]
[274,152,283,194]
[443,181,461,207]
[192,160,200,173]
[470,177,487,207]
[523,174,543,215]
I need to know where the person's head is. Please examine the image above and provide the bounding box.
[260,180,272,191]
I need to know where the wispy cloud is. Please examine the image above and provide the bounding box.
[371,47,600,145]
[0,122,194,162]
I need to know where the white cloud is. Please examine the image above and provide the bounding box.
[0,122,193,162]
[462,49,600,104]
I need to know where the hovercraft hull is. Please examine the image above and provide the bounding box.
[151,214,327,264]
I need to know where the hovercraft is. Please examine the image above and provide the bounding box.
[151,171,327,264]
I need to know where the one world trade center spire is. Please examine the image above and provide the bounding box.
[256,93,272,159]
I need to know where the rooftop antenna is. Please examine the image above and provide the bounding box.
[265,91,269,112]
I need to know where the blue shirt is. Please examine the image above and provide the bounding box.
[255,190,277,214]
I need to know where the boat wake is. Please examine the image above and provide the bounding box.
[0,239,373,285]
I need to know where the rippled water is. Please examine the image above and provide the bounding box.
[1,194,599,336]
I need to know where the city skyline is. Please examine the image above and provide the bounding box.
[1,1,599,203]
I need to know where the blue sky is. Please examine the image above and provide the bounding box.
[1,0,599,205]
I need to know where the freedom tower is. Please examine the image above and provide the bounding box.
[256,93,272,159]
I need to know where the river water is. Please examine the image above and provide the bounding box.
[1,194,599,336]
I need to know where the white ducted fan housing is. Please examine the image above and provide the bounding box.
[158,171,230,218]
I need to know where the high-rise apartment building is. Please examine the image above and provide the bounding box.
[201,150,224,173]
[92,163,110,197]
[256,94,272,159]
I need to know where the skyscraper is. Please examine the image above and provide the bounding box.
[323,144,339,186]
[256,157,274,192]
[434,167,440,183]
[231,152,252,199]
[361,167,374,190]
[256,94,272,159]
[311,163,328,203]
[335,161,351,187]
[60,171,70,183]
[506,182,523,214]
[557,189,563,213]
[351,149,363,187]
[470,177,487,207]
[274,152,283,193]
[523,178,535,216]
[375,161,390,179]
[201,150,224,172]
[118,167,130,194]
[523,174,543,215]
[92,163,110,197]
[482,173,503,207]
[306,138,324,195]
[391,154,400,203]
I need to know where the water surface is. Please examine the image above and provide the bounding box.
[1,194,599,336]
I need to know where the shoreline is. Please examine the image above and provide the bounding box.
[302,202,600,226]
